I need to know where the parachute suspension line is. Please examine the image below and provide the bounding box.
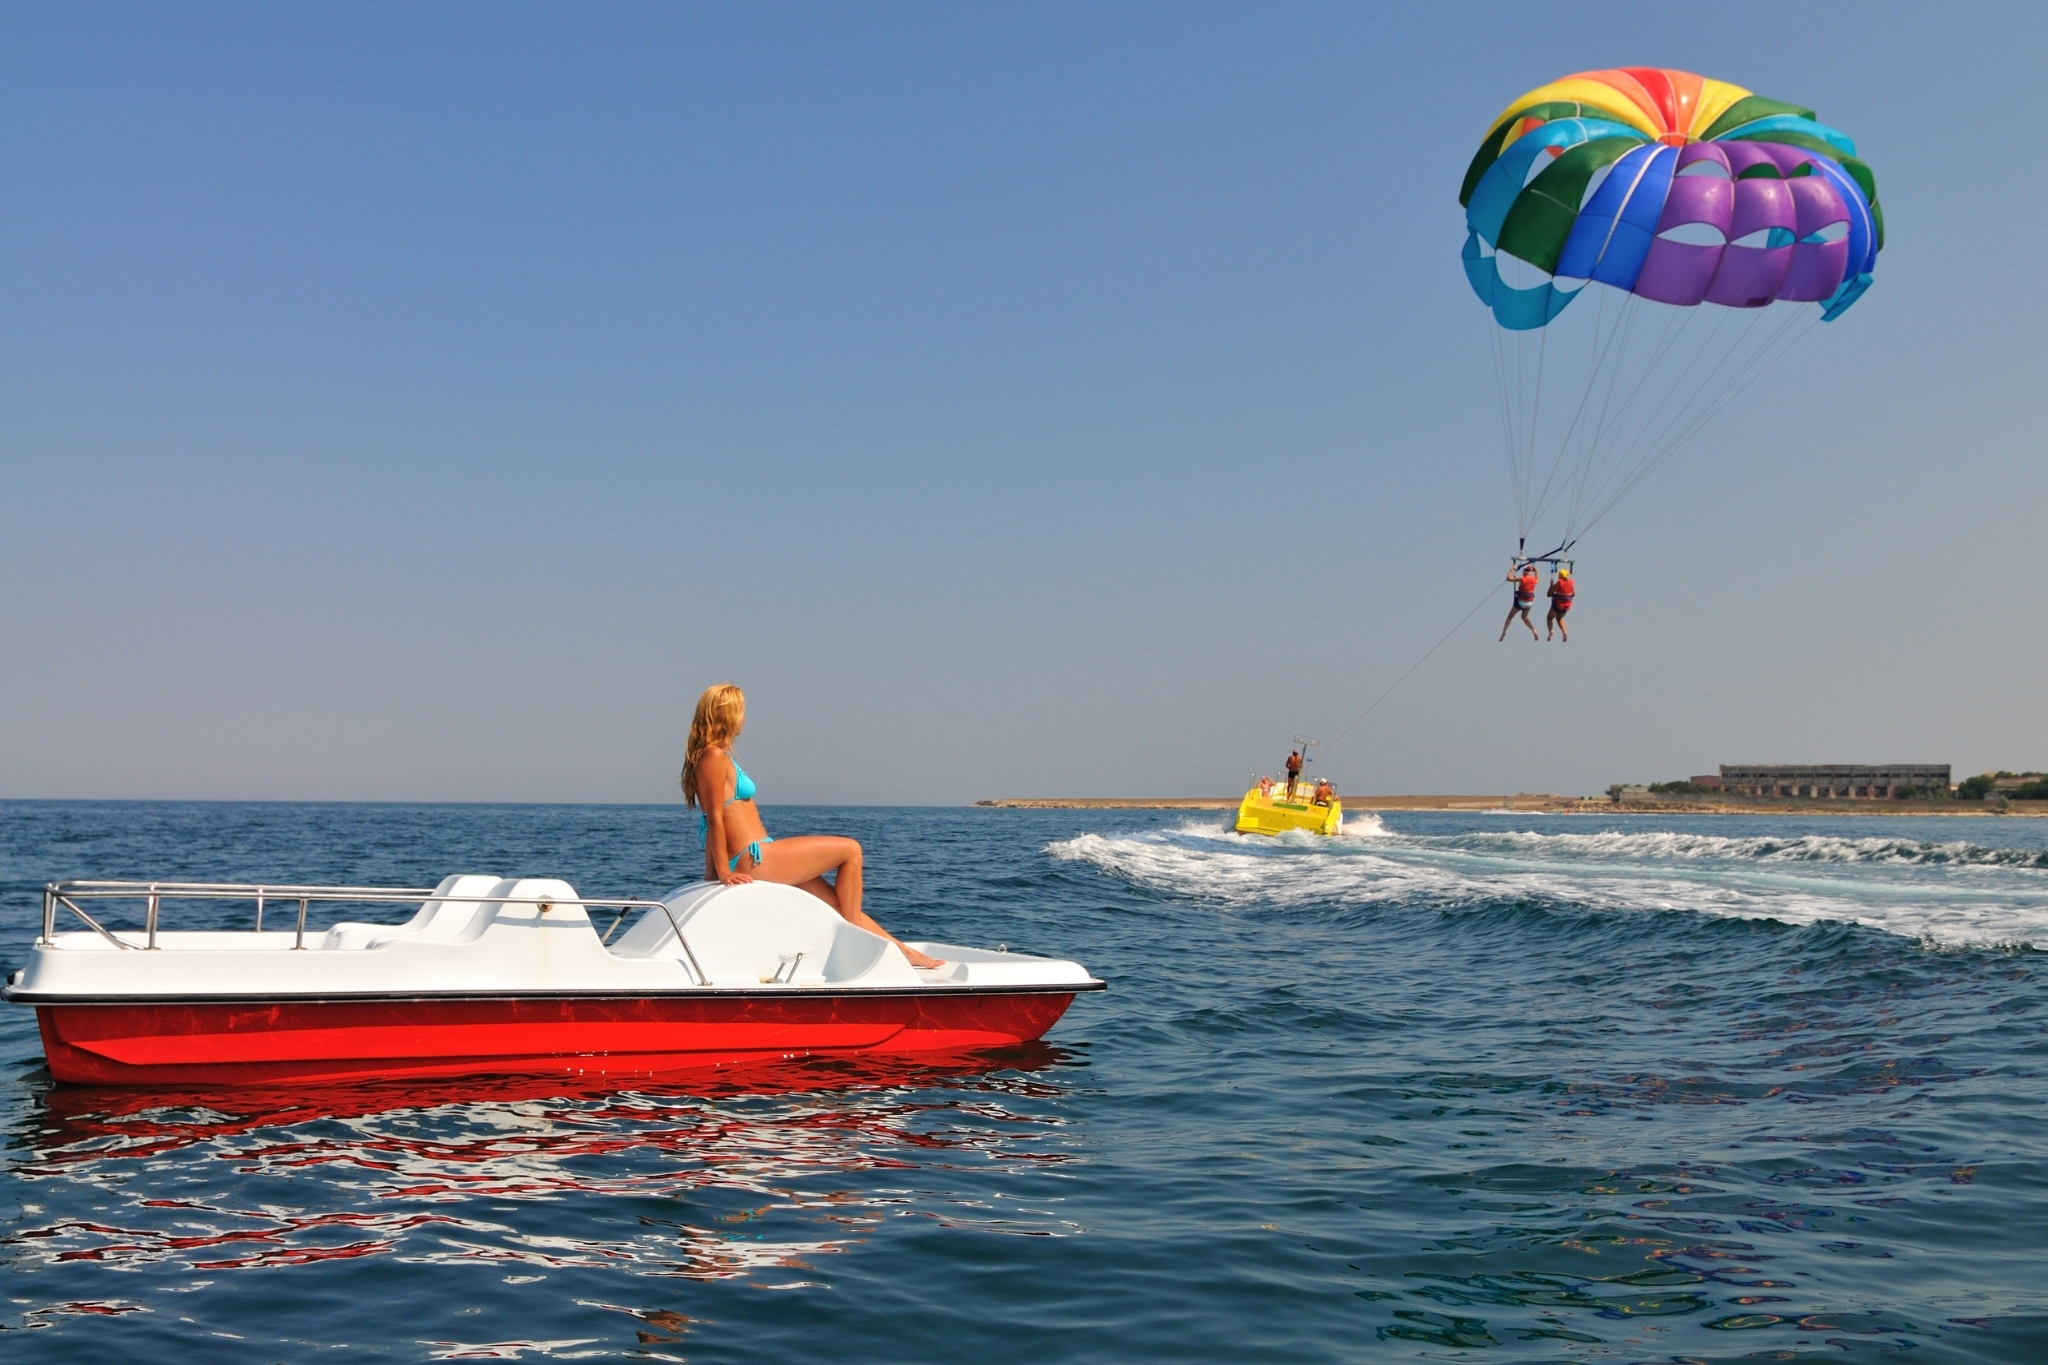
[1523,286,1629,539]
[1571,303,1766,529]
[1501,325,1525,535]
[1565,292,1650,532]
[1513,315,1537,536]
[1525,291,1687,539]
[1487,318,1525,539]
[1497,311,1554,546]
[1577,305,1821,540]
[1571,302,1788,537]
[1548,303,1697,538]
[1655,305,1816,467]
[1498,285,1814,556]
[1525,321,1551,530]
[1554,298,1715,538]
[1552,293,1641,533]
[1320,577,1502,761]
[1512,319,1524,507]
[1591,296,1692,463]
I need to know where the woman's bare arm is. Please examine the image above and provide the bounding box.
[698,749,752,885]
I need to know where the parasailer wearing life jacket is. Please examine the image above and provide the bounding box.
[1500,563,1540,641]
[1546,567,1575,642]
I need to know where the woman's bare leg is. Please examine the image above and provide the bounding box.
[751,835,943,968]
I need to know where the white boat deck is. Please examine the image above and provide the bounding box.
[11,876,1097,1001]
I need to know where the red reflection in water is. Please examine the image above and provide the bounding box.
[12,1044,1085,1281]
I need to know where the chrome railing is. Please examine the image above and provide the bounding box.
[38,880,708,986]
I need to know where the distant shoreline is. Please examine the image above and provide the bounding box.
[974,795,2048,817]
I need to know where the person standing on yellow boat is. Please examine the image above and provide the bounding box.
[1284,749,1304,798]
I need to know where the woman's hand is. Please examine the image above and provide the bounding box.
[718,868,754,887]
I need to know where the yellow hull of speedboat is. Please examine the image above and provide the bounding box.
[1235,787,1342,837]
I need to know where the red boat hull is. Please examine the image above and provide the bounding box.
[34,991,1080,1088]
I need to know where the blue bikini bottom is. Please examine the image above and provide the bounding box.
[728,837,773,872]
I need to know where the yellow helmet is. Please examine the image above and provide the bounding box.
[1558,566,1572,577]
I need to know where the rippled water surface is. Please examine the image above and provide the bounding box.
[1,801,2045,1361]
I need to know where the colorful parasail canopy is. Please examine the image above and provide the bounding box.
[1460,68,1881,330]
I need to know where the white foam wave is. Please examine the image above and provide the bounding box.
[1436,829,2048,869]
[1045,821,2048,948]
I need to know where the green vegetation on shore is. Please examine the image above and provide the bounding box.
[1610,771,2048,803]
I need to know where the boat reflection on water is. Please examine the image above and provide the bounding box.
[13,1043,1089,1285]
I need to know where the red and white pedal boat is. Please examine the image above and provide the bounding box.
[6,877,1104,1087]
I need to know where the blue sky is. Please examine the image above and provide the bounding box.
[4,2,2042,803]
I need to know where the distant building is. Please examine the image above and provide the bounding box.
[1689,774,1723,791]
[1992,773,2046,793]
[1719,764,1950,799]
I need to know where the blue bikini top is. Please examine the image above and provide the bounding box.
[698,756,756,842]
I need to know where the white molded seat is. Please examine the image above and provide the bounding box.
[611,882,917,986]
[402,874,511,937]
[321,874,513,951]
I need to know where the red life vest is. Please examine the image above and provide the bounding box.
[1516,572,1537,602]
[1552,578,1575,603]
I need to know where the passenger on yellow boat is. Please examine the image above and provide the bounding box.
[1258,776,1275,798]
[682,683,942,969]
[1312,778,1335,806]
[1284,750,1304,798]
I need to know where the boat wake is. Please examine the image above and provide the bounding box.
[1047,818,2048,948]
[1409,828,2048,868]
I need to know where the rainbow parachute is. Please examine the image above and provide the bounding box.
[1459,68,1882,555]
[1460,68,1881,330]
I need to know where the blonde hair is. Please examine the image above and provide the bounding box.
[681,683,746,809]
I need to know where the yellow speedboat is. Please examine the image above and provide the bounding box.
[1235,783,1342,837]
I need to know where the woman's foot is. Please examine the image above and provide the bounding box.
[902,945,946,969]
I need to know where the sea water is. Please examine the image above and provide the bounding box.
[0,801,2043,1361]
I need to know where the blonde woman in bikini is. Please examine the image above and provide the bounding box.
[681,684,943,969]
